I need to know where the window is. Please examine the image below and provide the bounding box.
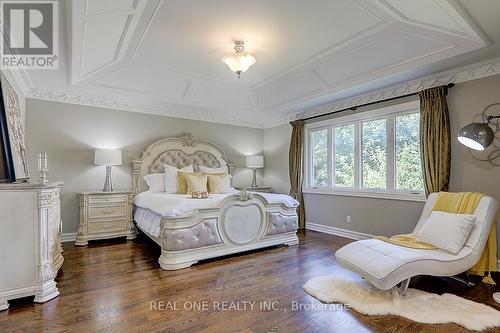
[334,124,355,188]
[362,119,387,190]
[311,129,328,188]
[395,113,424,191]
[305,101,424,200]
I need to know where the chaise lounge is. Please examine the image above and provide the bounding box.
[335,193,498,294]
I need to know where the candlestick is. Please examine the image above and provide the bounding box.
[38,153,48,184]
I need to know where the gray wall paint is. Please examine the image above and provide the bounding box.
[263,124,291,194]
[25,99,264,234]
[264,74,500,248]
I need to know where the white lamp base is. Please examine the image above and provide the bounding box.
[103,165,113,192]
[493,292,500,304]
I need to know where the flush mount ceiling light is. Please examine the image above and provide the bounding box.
[222,41,256,79]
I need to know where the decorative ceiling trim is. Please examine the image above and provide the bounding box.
[27,88,266,129]
[297,56,500,121]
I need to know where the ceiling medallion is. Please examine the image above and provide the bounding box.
[222,41,256,79]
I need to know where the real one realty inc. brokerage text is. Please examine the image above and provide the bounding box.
[150,300,350,312]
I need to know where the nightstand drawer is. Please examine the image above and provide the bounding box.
[88,220,126,234]
[88,195,127,205]
[89,205,126,219]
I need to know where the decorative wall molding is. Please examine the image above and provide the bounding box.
[298,56,500,121]
[27,88,266,128]
[22,56,500,129]
[306,222,374,240]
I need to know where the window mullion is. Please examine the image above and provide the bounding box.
[386,115,395,192]
[327,127,333,188]
[356,121,361,190]
[331,126,336,188]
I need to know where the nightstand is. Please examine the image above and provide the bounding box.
[235,186,272,193]
[75,191,136,246]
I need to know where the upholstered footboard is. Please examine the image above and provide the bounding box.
[157,190,299,270]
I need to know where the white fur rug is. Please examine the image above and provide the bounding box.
[303,275,500,331]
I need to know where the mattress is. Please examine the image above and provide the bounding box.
[133,191,299,237]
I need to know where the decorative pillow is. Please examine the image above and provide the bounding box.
[178,171,201,194]
[143,173,165,192]
[207,173,231,193]
[416,211,475,254]
[184,173,208,194]
[199,165,227,174]
[164,164,193,193]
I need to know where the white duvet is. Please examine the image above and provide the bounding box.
[134,190,299,237]
[134,190,299,217]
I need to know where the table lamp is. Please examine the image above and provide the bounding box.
[246,155,264,188]
[94,149,122,192]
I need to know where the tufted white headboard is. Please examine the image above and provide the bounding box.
[132,134,229,195]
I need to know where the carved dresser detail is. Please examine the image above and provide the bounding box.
[0,182,64,310]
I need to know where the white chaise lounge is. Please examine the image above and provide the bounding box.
[335,193,498,293]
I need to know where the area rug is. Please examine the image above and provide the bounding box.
[303,275,500,331]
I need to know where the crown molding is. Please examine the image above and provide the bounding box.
[298,56,500,120]
[27,88,267,128]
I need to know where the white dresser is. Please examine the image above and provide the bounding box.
[0,182,64,310]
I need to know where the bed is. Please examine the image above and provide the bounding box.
[132,134,299,270]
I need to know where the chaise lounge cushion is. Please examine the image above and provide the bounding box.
[335,238,473,290]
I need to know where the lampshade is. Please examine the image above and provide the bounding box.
[94,149,122,166]
[457,122,494,151]
[246,155,264,168]
[222,41,256,78]
[222,53,256,75]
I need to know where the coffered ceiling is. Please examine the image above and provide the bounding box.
[15,0,500,127]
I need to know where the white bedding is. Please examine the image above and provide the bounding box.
[134,191,299,237]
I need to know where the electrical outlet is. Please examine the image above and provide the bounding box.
[346,215,351,223]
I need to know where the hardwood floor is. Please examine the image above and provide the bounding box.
[0,230,499,333]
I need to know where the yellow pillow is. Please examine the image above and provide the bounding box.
[178,171,202,194]
[207,173,231,193]
[185,173,208,193]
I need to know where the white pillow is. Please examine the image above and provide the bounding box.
[164,164,193,193]
[199,165,227,174]
[143,173,165,192]
[416,211,475,254]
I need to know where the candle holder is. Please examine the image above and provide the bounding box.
[38,153,48,184]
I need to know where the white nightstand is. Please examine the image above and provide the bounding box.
[234,186,272,193]
[75,191,136,246]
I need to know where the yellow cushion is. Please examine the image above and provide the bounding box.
[207,173,231,193]
[178,171,202,194]
[185,173,208,193]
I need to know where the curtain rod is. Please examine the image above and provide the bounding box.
[301,83,455,122]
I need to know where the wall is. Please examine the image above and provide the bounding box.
[264,74,500,248]
[263,123,291,194]
[25,99,264,234]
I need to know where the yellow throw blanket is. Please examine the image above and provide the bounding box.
[375,192,497,284]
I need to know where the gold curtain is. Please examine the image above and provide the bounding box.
[419,86,451,196]
[289,120,306,229]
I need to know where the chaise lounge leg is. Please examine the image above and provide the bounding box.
[450,273,475,287]
[397,278,411,296]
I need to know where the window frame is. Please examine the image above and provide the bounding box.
[304,100,425,202]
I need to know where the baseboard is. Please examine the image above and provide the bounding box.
[306,222,373,240]
[61,232,77,243]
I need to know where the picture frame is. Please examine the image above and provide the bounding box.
[0,75,29,182]
[0,78,15,182]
